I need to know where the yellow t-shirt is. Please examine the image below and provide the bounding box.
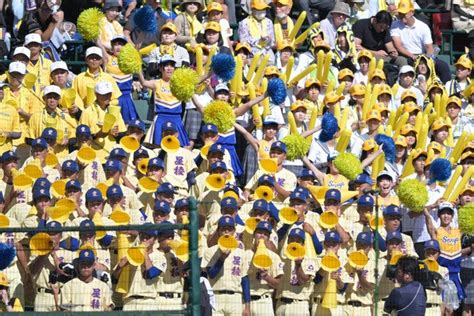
[2,87,37,145]
[98,18,124,49]
[72,69,122,107]
[26,56,52,93]
[0,102,21,154]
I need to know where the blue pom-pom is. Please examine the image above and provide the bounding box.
[0,243,16,270]
[211,53,235,82]
[375,134,396,163]
[268,78,287,104]
[319,113,338,142]
[429,158,452,183]
[133,5,157,34]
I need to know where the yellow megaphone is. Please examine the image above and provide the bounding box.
[285,242,306,260]
[255,185,274,202]
[137,158,149,175]
[245,217,261,234]
[127,244,146,266]
[0,132,6,146]
[319,211,339,229]
[46,205,73,223]
[86,84,95,106]
[200,143,212,158]
[45,152,59,168]
[108,105,121,118]
[77,242,98,257]
[110,208,131,225]
[205,174,226,191]
[321,252,341,309]
[367,214,384,230]
[259,158,278,174]
[169,239,189,262]
[252,239,272,269]
[24,162,43,179]
[348,250,369,269]
[61,88,76,108]
[137,176,160,193]
[30,233,53,256]
[280,207,298,225]
[102,113,116,133]
[23,73,37,89]
[51,180,67,199]
[139,43,157,56]
[11,168,33,190]
[0,214,10,228]
[56,198,76,212]
[120,135,140,154]
[161,135,180,153]
[218,234,238,251]
[423,258,439,272]
[96,178,114,197]
[77,145,96,165]
[92,213,106,240]
[389,250,403,265]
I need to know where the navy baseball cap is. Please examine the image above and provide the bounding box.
[46,220,61,228]
[358,194,374,207]
[33,187,51,201]
[0,151,18,163]
[78,249,95,263]
[175,198,189,209]
[270,141,286,153]
[355,173,373,185]
[156,182,175,195]
[110,148,127,160]
[141,222,158,237]
[65,179,81,191]
[129,119,146,132]
[255,221,272,234]
[154,200,171,214]
[386,231,402,242]
[33,178,51,191]
[106,184,123,200]
[133,148,149,161]
[80,219,95,229]
[210,161,227,172]
[383,204,402,218]
[76,125,92,138]
[208,144,225,155]
[41,128,57,141]
[253,199,269,212]
[218,215,235,228]
[258,175,275,186]
[86,188,103,203]
[290,190,308,202]
[325,189,341,203]
[424,239,440,251]
[62,160,79,173]
[201,124,218,134]
[356,232,373,245]
[162,121,177,132]
[148,157,165,170]
[289,228,305,240]
[299,169,316,179]
[32,138,48,150]
[220,197,238,210]
[325,231,341,243]
[104,160,122,172]
[156,220,174,236]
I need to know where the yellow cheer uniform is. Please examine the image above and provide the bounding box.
[72,69,121,106]
[155,251,186,311]
[343,253,376,315]
[79,103,127,163]
[26,56,52,94]
[60,277,113,311]
[322,174,349,191]
[245,168,297,203]
[0,101,21,155]
[98,17,123,50]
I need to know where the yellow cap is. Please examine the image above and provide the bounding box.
[446,95,462,108]
[431,118,451,131]
[324,91,343,104]
[290,100,307,111]
[338,68,354,81]
[401,90,417,102]
[207,2,223,12]
[402,101,420,114]
[238,85,249,96]
[314,40,330,51]
[350,84,366,96]
[461,185,474,195]
[205,21,221,32]
[274,0,290,4]
[235,42,252,53]
[277,39,294,51]
[378,84,392,97]
[370,69,386,80]
[251,0,270,10]
[394,135,407,147]
[455,56,472,70]
[358,50,373,60]
[465,141,474,151]
[400,123,417,136]
[160,22,177,34]
[411,148,427,161]
[366,109,382,122]
[305,78,322,89]
[0,272,9,287]
[428,141,444,153]
[363,139,377,151]
[460,151,474,162]
[397,0,415,14]
[264,66,280,77]
[428,81,444,94]
[373,102,389,114]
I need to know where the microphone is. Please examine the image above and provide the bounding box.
[362,188,380,195]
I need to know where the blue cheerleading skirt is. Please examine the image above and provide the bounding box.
[117,79,138,125]
[152,113,190,147]
[440,256,465,300]
[217,130,243,177]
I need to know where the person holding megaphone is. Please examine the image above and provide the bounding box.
[205,197,245,247]
[242,199,279,252]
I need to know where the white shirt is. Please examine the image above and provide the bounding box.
[390,18,433,55]
[393,84,424,109]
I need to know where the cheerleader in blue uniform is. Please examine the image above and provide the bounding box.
[105,35,139,125]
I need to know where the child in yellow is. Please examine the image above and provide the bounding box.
[98,0,124,52]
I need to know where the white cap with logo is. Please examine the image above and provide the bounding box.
[24,33,42,46]
[13,47,31,59]
[43,85,62,96]
[95,81,113,95]
[85,46,103,58]
[50,61,69,73]
[8,62,26,75]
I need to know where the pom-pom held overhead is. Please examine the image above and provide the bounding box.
[0,243,16,270]
[319,113,338,142]
[118,44,142,74]
[429,158,452,183]
[170,68,199,101]
[282,134,310,161]
[132,5,157,34]
[396,179,428,212]
[267,78,287,104]
[77,8,104,41]
[211,54,236,82]
[459,203,474,234]
[334,152,362,180]
[375,134,396,163]
[203,101,236,133]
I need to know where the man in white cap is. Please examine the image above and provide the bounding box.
[50,61,83,115]
[0,47,31,83]
[72,46,121,107]
[320,2,351,49]
[79,81,126,163]
[25,33,52,93]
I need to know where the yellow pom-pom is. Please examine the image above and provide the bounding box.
[170,68,199,101]
[77,8,104,41]
[118,44,142,74]
[459,203,474,234]
[396,179,429,212]
[203,101,236,133]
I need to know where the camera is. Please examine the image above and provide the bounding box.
[49,263,77,284]
[385,260,441,290]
